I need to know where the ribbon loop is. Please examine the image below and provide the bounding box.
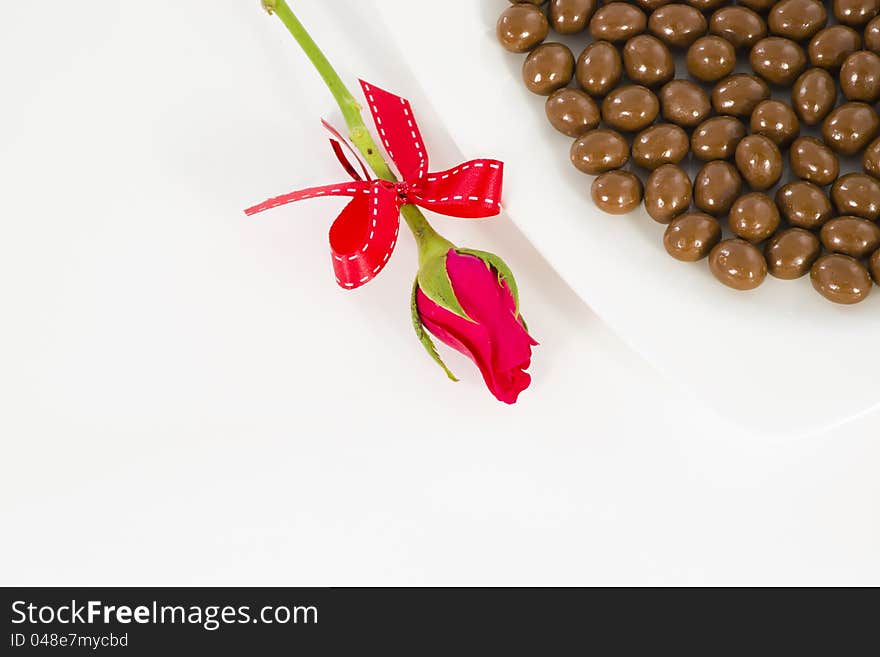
[245,81,504,290]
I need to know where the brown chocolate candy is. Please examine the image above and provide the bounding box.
[791,68,837,125]
[790,136,840,185]
[589,2,647,42]
[546,88,600,137]
[632,123,690,169]
[820,216,880,257]
[691,116,747,161]
[591,170,643,214]
[523,43,575,95]
[548,0,597,35]
[649,4,708,48]
[734,134,783,191]
[694,160,742,215]
[660,79,711,127]
[831,173,880,220]
[645,164,692,223]
[571,129,630,174]
[811,254,873,304]
[509,0,546,3]
[709,239,768,290]
[709,7,767,50]
[623,35,675,87]
[686,35,735,82]
[775,181,834,229]
[750,100,800,146]
[497,4,550,53]
[765,228,822,279]
[833,0,880,27]
[822,102,880,155]
[664,212,722,261]
[808,26,861,69]
[576,41,623,96]
[768,0,828,41]
[601,84,660,132]
[729,192,781,242]
[712,73,770,117]
[750,37,807,85]
[840,51,880,102]
[862,136,880,178]
[866,16,880,53]
[870,249,880,283]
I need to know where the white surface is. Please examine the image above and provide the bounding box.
[378,0,880,436]
[1,0,879,586]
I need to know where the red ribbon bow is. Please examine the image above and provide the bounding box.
[245,81,504,289]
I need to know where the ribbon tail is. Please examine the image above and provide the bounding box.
[244,182,367,217]
[330,183,401,290]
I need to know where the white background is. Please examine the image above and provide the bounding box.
[1,0,879,585]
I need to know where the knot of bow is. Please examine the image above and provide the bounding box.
[245,81,504,290]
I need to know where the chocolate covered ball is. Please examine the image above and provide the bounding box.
[811,254,873,304]
[821,102,880,155]
[712,73,770,116]
[664,212,722,261]
[791,68,837,125]
[649,4,708,48]
[691,116,747,161]
[775,181,834,229]
[694,160,742,215]
[709,239,768,290]
[497,4,550,53]
[820,216,880,257]
[768,0,828,42]
[862,136,880,178]
[750,37,807,85]
[808,26,861,69]
[549,0,597,35]
[591,170,643,214]
[790,136,840,185]
[866,16,880,53]
[632,123,690,169]
[523,43,575,95]
[660,79,712,127]
[686,35,736,82]
[831,173,880,220]
[571,129,630,174]
[546,88,600,137]
[765,228,822,279]
[645,164,693,223]
[601,84,660,131]
[623,34,676,87]
[589,2,647,42]
[750,99,800,146]
[870,249,880,283]
[833,0,880,27]
[709,6,767,50]
[729,192,780,242]
[735,134,783,191]
[840,51,880,102]
[576,41,623,96]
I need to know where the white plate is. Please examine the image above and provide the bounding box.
[376,0,880,436]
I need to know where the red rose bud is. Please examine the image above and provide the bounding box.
[412,248,537,404]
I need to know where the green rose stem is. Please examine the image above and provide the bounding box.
[260,0,453,261]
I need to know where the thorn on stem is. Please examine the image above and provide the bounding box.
[261,0,277,15]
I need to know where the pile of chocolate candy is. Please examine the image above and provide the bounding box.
[497,0,880,304]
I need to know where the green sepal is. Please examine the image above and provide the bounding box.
[416,251,473,322]
[456,248,523,319]
[411,278,458,382]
